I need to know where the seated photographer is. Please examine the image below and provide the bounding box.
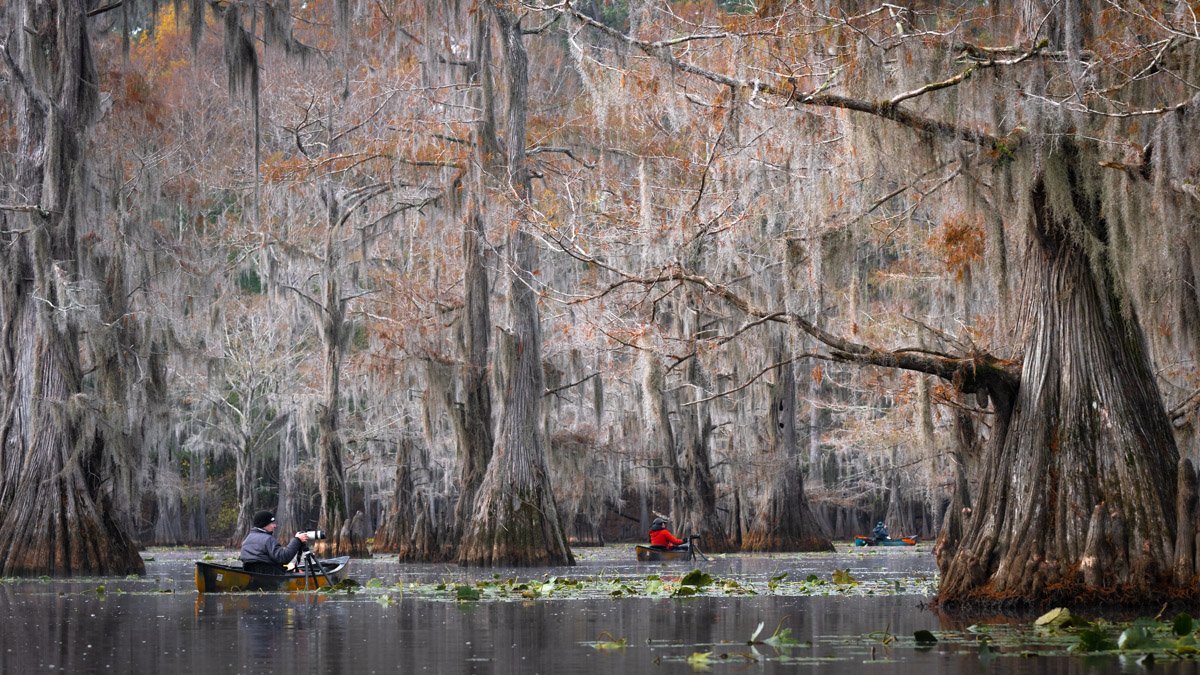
[648,517,689,550]
[240,510,311,575]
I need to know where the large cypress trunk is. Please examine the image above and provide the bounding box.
[458,3,573,566]
[742,337,833,552]
[311,185,357,557]
[315,361,351,555]
[373,435,446,559]
[149,346,183,546]
[673,355,730,551]
[451,205,494,544]
[152,436,184,546]
[230,431,256,546]
[374,360,452,559]
[450,6,498,549]
[937,145,1180,606]
[0,0,143,576]
[640,353,680,520]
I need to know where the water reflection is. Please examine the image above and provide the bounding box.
[0,546,1196,673]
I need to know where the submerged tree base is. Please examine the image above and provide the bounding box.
[741,533,835,553]
[935,582,1200,613]
[459,488,576,567]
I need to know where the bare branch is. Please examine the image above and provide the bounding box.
[0,204,51,217]
[545,371,598,398]
[888,38,1046,107]
[87,1,123,17]
[1171,387,1200,428]
[554,5,1016,150]
[526,145,596,168]
[685,352,826,406]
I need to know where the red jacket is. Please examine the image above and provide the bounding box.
[649,529,684,548]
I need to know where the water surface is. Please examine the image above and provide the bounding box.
[0,544,1195,673]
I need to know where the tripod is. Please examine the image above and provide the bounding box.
[296,545,332,590]
[688,534,710,562]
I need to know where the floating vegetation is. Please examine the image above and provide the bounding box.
[848,609,1200,664]
[749,620,805,648]
[831,569,859,586]
[349,568,936,604]
[585,632,627,651]
[317,579,361,594]
[576,606,1200,669]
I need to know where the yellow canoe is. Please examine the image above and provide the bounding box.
[194,556,351,593]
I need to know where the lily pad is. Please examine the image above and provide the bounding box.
[455,585,482,601]
[831,569,858,585]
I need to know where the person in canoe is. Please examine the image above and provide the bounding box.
[648,517,689,551]
[240,510,312,575]
[872,521,890,544]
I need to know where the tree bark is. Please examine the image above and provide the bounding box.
[230,429,256,546]
[742,336,834,552]
[449,6,498,549]
[152,434,184,546]
[375,364,451,560]
[640,352,679,522]
[373,435,445,559]
[458,3,573,566]
[275,422,302,533]
[933,405,979,563]
[937,145,1181,606]
[0,0,143,576]
[312,184,355,556]
[451,204,495,545]
[669,352,730,550]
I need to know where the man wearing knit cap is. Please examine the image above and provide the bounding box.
[239,510,311,575]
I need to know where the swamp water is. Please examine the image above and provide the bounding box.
[0,544,1197,673]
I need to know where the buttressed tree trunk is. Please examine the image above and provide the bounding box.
[742,336,833,552]
[640,352,680,521]
[449,8,497,549]
[673,354,730,551]
[937,144,1181,606]
[313,184,354,557]
[452,204,494,545]
[458,3,573,566]
[374,361,450,560]
[0,0,143,576]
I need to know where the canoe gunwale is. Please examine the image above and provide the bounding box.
[634,544,695,562]
[194,556,351,593]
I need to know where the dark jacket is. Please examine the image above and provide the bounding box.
[240,528,304,572]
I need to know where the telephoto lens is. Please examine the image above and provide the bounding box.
[302,530,327,541]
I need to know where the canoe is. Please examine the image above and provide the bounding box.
[194,556,351,593]
[635,544,695,562]
[854,535,918,547]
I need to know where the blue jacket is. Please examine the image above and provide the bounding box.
[240,528,304,566]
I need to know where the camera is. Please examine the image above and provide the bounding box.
[301,530,327,541]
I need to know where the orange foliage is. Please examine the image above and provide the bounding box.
[928,213,985,281]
